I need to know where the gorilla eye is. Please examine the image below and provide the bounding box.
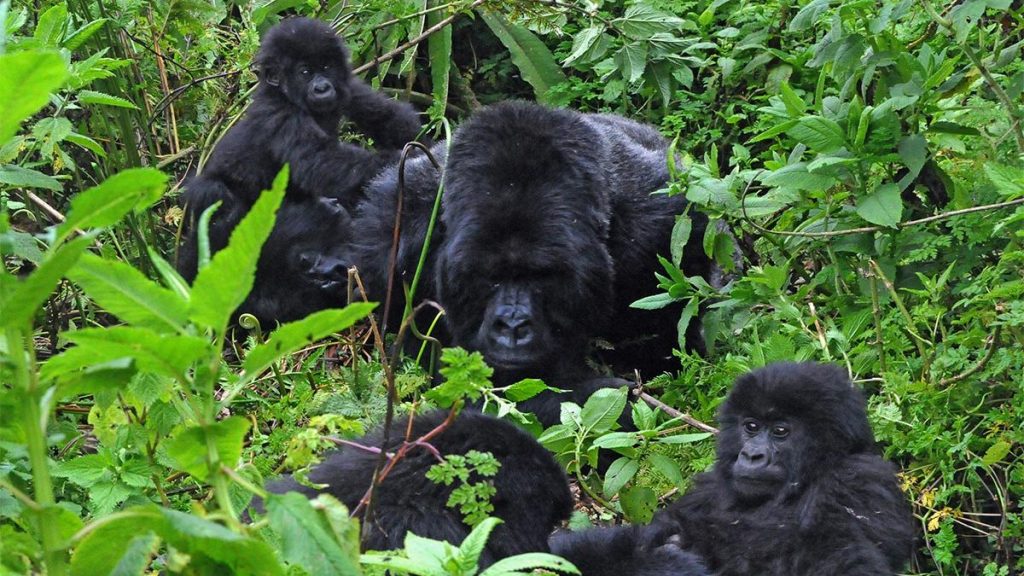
[771,425,790,438]
[299,65,311,76]
[321,63,331,71]
[742,420,760,434]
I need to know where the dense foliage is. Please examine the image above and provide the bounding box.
[1,0,1022,574]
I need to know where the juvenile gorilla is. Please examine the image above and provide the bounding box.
[261,410,572,567]
[236,197,352,325]
[179,16,422,281]
[648,362,915,575]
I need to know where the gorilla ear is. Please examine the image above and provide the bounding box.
[263,66,280,87]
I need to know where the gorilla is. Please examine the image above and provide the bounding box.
[179,16,423,281]
[646,362,916,575]
[235,196,353,325]
[550,526,709,576]
[259,410,572,568]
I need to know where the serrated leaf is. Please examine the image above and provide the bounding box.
[670,214,693,268]
[658,432,713,444]
[53,454,110,487]
[57,168,167,243]
[0,235,91,329]
[616,43,647,84]
[480,12,565,103]
[266,492,361,575]
[164,417,250,482]
[855,183,903,228]
[0,164,63,191]
[504,378,550,402]
[63,18,108,51]
[602,457,638,496]
[482,552,580,575]
[33,3,67,45]
[579,386,627,433]
[241,303,375,379]
[78,89,138,109]
[786,116,846,153]
[984,163,1024,198]
[41,326,209,381]
[189,168,287,330]
[614,4,684,38]
[0,50,68,144]
[68,253,189,332]
[564,25,607,66]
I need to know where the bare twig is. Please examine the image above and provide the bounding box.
[636,390,718,435]
[938,326,1002,387]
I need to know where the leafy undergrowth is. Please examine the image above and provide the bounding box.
[2,0,1023,575]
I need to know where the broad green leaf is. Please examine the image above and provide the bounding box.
[580,386,627,433]
[482,552,580,575]
[789,0,831,30]
[241,303,376,380]
[0,164,63,191]
[676,297,700,352]
[53,454,109,486]
[0,235,91,329]
[42,327,209,381]
[779,81,806,116]
[403,531,457,573]
[266,492,361,575]
[898,134,928,180]
[69,253,189,332]
[564,25,608,66]
[602,456,638,496]
[855,183,903,228]
[613,4,684,39]
[615,42,647,84]
[649,453,684,487]
[984,163,1024,198]
[71,506,285,576]
[66,132,107,157]
[0,50,68,144]
[630,292,676,310]
[189,168,287,330]
[479,12,566,103]
[63,18,108,50]
[57,168,167,243]
[619,485,657,523]
[504,378,550,402]
[33,3,67,46]
[761,162,836,192]
[670,214,693,267]
[658,432,713,444]
[78,89,138,109]
[459,517,501,568]
[426,0,451,115]
[164,417,250,482]
[109,533,160,576]
[591,431,639,449]
[786,116,846,153]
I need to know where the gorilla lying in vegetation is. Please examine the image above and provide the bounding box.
[260,410,572,567]
[649,362,915,575]
[550,526,708,576]
[235,197,353,325]
[179,16,422,282]
[351,102,710,423]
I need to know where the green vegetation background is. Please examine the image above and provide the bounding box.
[0,0,1022,574]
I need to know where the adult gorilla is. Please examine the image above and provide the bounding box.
[648,362,915,574]
[179,17,423,281]
[257,410,572,568]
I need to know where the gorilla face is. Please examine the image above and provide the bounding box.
[713,362,875,504]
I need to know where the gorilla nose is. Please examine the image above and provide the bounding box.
[312,78,333,94]
[493,316,534,348]
[313,258,348,285]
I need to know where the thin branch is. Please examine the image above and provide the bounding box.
[352,0,487,75]
[636,390,718,435]
[938,326,1002,387]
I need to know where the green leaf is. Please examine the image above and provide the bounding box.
[189,168,287,330]
[482,552,580,575]
[613,4,684,39]
[42,326,209,381]
[676,297,700,352]
[33,3,67,46]
[658,432,713,444]
[789,0,831,30]
[0,164,63,191]
[670,213,693,267]
[266,492,362,575]
[0,50,69,144]
[602,457,639,496]
[579,386,628,433]
[57,168,167,243]
[53,454,109,487]
[779,81,806,116]
[241,303,376,379]
[68,253,189,332]
[63,18,108,50]
[479,12,566,103]
[164,417,250,482]
[984,163,1024,198]
[785,116,846,153]
[649,453,684,487]
[78,89,138,109]
[591,431,639,450]
[426,0,451,116]
[981,439,1011,466]
[615,42,647,84]
[109,533,160,576]
[619,485,657,523]
[898,134,928,180]
[855,183,903,228]
[630,292,676,310]
[66,132,107,157]
[504,378,550,402]
[0,235,91,329]
[564,25,608,66]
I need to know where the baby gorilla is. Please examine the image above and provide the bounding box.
[261,410,572,568]
[651,362,915,575]
[179,16,422,281]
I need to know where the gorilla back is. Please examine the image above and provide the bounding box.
[261,410,572,567]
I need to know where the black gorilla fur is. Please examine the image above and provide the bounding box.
[235,197,352,325]
[648,362,915,575]
[262,410,572,567]
[349,102,710,424]
[550,526,709,576]
[178,17,422,282]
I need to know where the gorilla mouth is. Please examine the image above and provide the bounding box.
[484,350,541,371]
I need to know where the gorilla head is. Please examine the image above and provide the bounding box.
[714,362,875,503]
[436,102,616,381]
[239,196,353,324]
[256,17,352,119]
